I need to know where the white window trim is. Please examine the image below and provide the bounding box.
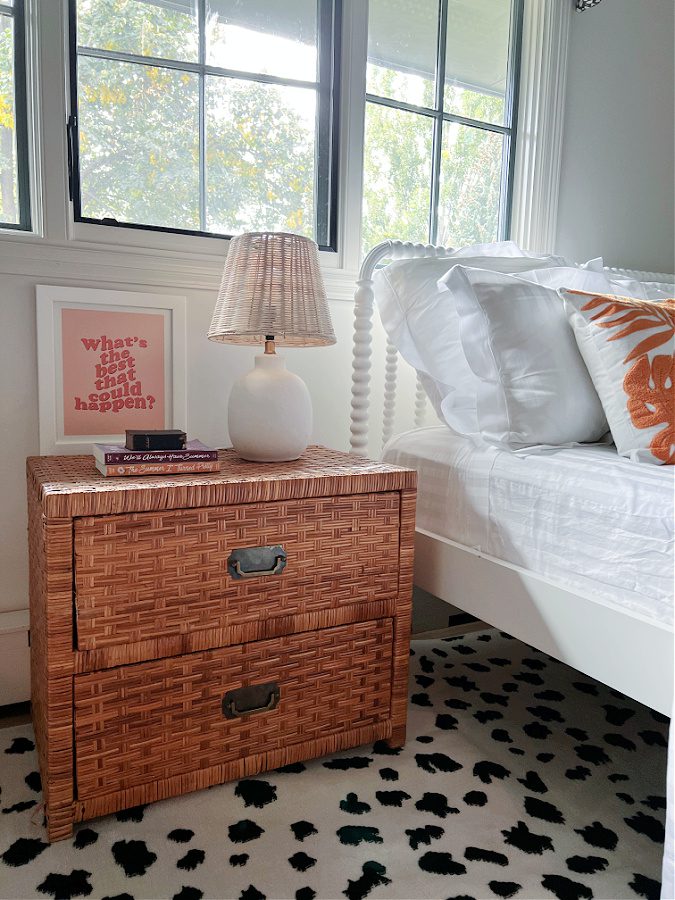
[18,0,44,236]
[0,0,568,298]
[510,0,572,254]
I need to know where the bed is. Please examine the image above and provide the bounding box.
[348,240,674,717]
[383,425,673,714]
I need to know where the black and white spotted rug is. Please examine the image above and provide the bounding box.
[0,630,668,900]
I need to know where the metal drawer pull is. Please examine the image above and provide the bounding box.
[222,682,281,719]
[227,544,287,579]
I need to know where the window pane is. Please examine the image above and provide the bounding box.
[0,13,18,225]
[206,0,317,82]
[77,56,200,229]
[362,103,433,253]
[205,77,315,236]
[367,0,437,108]
[77,0,199,63]
[437,122,503,247]
[444,0,512,125]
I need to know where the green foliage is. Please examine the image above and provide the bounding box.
[77,0,314,236]
[0,0,509,242]
[362,65,505,254]
[0,17,13,130]
[437,89,504,247]
[77,0,199,61]
[205,79,314,236]
[362,85,433,252]
[78,57,201,229]
[0,12,18,225]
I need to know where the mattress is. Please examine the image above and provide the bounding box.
[383,426,674,626]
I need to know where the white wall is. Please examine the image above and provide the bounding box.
[555,0,675,273]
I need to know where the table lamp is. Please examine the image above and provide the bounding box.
[208,231,336,462]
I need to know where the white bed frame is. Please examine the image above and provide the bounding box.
[349,240,674,716]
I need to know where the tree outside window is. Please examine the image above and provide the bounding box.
[0,0,30,230]
[71,0,337,248]
[362,0,521,254]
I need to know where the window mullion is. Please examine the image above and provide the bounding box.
[198,75,206,233]
[501,0,524,239]
[75,46,319,92]
[429,0,447,244]
[1,0,31,230]
[315,0,334,247]
[365,92,436,119]
[16,0,30,229]
[442,111,509,135]
[198,0,206,233]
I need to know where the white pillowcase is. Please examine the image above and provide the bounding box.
[444,266,611,448]
[374,251,574,434]
[521,266,665,301]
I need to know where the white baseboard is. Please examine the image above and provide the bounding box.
[0,609,30,706]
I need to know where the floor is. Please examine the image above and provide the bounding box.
[0,629,667,900]
[0,701,30,729]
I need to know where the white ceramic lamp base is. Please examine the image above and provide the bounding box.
[228,353,312,462]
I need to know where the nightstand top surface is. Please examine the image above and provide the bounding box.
[27,446,416,519]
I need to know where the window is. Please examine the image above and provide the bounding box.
[68,0,340,250]
[362,0,522,252]
[0,0,31,230]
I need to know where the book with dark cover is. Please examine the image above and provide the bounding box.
[125,429,187,450]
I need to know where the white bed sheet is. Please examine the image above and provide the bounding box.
[383,426,674,626]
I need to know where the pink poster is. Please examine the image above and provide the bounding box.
[61,307,166,436]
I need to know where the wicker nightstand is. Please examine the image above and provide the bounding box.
[27,446,416,842]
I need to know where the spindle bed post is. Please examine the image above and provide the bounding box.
[349,241,392,456]
[381,340,399,449]
[349,241,454,456]
[413,375,428,429]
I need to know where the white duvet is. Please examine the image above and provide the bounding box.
[383,426,674,626]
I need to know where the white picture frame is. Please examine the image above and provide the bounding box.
[36,285,187,455]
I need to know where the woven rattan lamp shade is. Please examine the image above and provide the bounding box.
[208,232,336,347]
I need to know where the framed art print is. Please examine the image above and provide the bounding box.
[36,286,187,454]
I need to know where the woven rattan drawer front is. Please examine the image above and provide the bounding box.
[74,492,400,650]
[74,618,393,798]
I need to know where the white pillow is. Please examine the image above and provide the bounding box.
[449,240,586,261]
[450,240,538,258]
[374,252,575,434]
[445,266,611,448]
[522,266,664,301]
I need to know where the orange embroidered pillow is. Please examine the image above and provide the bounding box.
[563,290,674,464]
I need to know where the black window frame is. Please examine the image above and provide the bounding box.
[0,0,31,232]
[365,0,524,246]
[67,0,341,252]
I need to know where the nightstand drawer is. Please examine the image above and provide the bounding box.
[74,492,400,650]
[74,618,393,798]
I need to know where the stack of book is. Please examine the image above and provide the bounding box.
[93,440,220,477]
